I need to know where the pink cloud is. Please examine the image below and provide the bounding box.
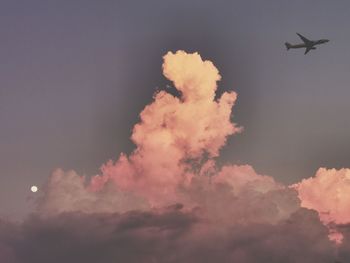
[89,50,242,205]
[294,168,350,245]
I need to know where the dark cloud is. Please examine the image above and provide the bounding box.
[0,207,342,263]
[0,206,196,263]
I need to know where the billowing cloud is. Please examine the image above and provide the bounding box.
[38,169,148,215]
[39,50,244,213]
[94,51,242,204]
[1,50,350,262]
[294,168,350,245]
[295,168,350,225]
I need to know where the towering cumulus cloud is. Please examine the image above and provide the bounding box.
[41,50,244,212]
[96,51,242,203]
[1,51,349,262]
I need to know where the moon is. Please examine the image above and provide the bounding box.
[30,185,38,193]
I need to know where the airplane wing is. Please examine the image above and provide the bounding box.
[304,46,314,55]
[297,33,312,44]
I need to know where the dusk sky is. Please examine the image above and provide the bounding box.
[1,1,350,262]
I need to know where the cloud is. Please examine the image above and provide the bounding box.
[38,50,244,213]
[95,50,242,204]
[185,165,300,225]
[38,169,148,215]
[1,50,349,262]
[294,168,350,245]
[0,207,337,263]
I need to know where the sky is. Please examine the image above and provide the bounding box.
[1,0,350,262]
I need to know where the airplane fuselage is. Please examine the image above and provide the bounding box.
[288,43,308,49]
[288,39,329,49]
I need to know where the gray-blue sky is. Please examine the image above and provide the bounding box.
[1,0,350,218]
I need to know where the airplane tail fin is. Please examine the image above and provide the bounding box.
[285,42,292,50]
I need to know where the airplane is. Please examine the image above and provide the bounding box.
[285,33,329,54]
